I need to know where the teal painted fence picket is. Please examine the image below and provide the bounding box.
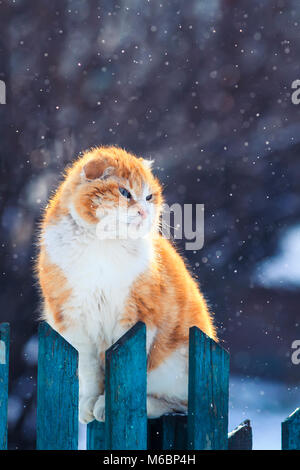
[36,322,78,450]
[282,408,300,450]
[0,321,299,450]
[188,326,229,449]
[105,321,147,450]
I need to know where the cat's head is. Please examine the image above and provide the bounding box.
[70,146,163,240]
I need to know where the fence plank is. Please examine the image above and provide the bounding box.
[36,322,79,450]
[188,326,229,450]
[147,418,161,449]
[228,420,252,450]
[148,414,188,450]
[282,407,300,450]
[87,421,105,450]
[0,323,9,450]
[105,322,147,450]
[161,414,188,450]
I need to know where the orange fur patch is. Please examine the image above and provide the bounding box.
[123,236,217,371]
[37,250,71,332]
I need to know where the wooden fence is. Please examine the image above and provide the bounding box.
[0,321,299,450]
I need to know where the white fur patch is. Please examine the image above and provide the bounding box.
[43,214,153,349]
[148,346,189,404]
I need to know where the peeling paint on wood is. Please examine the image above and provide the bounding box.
[148,414,188,450]
[187,326,229,450]
[282,407,300,450]
[105,322,147,450]
[87,420,105,450]
[36,322,79,450]
[228,420,252,450]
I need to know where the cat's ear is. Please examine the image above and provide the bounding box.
[82,158,114,181]
[140,158,154,170]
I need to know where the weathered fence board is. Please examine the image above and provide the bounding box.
[160,414,188,450]
[0,321,299,450]
[228,420,252,450]
[0,323,9,450]
[148,414,188,450]
[187,326,229,450]
[149,416,253,451]
[36,322,79,450]
[105,321,147,450]
[147,418,161,449]
[87,421,105,450]
[282,407,300,450]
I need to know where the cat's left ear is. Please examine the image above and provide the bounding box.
[82,158,114,181]
[140,158,154,170]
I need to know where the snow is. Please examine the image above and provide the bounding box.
[229,375,299,450]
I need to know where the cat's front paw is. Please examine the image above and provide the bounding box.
[79,396,98,424]
[93,394,105,422]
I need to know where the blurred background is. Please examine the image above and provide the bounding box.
[0,0,299,450]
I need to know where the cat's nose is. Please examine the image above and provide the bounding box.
[138,207,147,219]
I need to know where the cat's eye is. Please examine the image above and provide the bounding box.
[146,194,152,201]
[119,187,132,199]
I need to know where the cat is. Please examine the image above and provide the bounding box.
[36,146,217,423]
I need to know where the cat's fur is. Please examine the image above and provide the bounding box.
[36,146,217,423]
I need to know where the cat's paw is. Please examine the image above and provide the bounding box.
[79,396,98,424]
[93,394,105,422]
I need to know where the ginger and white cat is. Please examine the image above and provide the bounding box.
[37,146,217,423]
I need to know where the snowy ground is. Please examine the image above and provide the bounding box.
[229,375,299,450]
[78,375,300,450]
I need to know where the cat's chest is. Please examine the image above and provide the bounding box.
[44,218,150,322]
